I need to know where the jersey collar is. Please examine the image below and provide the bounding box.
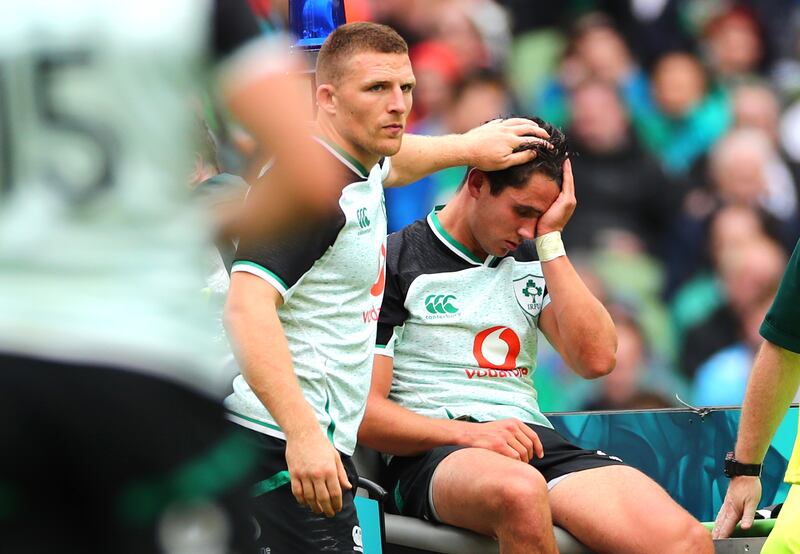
[314,136,370,179]
[427,205,500,267]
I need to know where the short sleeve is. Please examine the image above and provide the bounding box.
[760,240,800,354]
[376,232,409,355]
[232,208,345,299]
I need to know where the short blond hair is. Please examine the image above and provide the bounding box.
[316,22,408,85]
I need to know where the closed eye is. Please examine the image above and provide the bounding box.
[515,206,540,218]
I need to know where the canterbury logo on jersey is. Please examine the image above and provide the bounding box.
[356,207,371,229]
[425,294,458,314]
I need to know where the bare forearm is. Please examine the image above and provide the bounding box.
[541,256,616,377]
[388,119,547,187]
[226,306,319,439]
[735,341,800,464]
[359,395,467,456]
[388,134,470,187]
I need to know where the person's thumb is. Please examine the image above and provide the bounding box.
[336,454,352,490]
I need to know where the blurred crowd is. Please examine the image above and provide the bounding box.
[213,0,800,412]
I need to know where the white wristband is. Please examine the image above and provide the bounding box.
[535,231,566,262]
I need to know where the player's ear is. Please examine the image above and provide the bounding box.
[466,168,487,199]
[316,83,337,116]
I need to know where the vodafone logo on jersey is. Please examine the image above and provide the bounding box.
[468,326,529,379]
[473,326,520,369]
[370,243,386,297]
[363,243,387,323]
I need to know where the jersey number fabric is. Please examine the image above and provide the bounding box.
[0,50,117,202]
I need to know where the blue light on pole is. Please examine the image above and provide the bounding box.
[289,0,347,49]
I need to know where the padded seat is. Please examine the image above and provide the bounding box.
[353,446,591,554]
[384,512,590,554]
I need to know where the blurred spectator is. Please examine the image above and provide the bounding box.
[629,50,732,175]
[565,79,681,257]
[582,306,674,411]
[446,69,513,133]
[532,12,649,128]
[692,292,774,407]
[701,6,766,87]
[731,82,800,183]
[535,258,611,412]
[597,0,692,67]
[537,257,682,411]
[733,82,781,142]
[671,205,779,345]
[407,41,463,128]
[680,236,787,379]
[708,128,798,225]
[665,127,800,294]
[371,0,440,47]
[433,0,512,73]
[592,247,677,364]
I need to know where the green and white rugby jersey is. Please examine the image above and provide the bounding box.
[376,206,553,429]
[225,138,389,456]
[0,0,262,394]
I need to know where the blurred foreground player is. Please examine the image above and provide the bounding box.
[714,239,800,551]
[0,1,324,552]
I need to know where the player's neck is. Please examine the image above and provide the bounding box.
[314,119,380,175]
[437,197,488,261]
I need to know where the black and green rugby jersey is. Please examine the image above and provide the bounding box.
[376,206,553,428]
[225,138,389,455]
[760,239,800,484]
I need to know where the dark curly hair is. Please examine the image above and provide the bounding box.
[462,117,569,195]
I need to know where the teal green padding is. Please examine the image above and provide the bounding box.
[354,496,383,553]
[701,519,775,538]
[548,407,798,522]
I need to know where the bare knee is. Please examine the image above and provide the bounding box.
[489,466,550,534]
[660,517,713,554]
[680,520,713,554]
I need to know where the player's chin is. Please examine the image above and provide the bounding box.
[375,136,403,157]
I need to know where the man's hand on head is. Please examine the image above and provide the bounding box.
[464,118,552,171]
[535,158,577,237]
